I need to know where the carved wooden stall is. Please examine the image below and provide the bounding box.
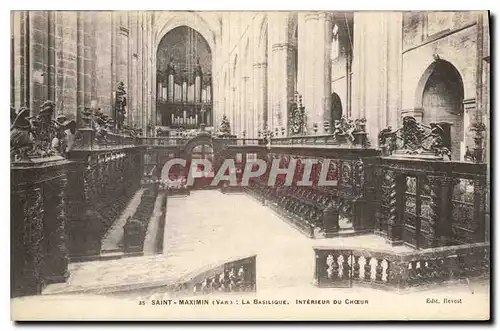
[246,145,379,238]
[11,101,76,297]
[374,116,488,249]
[67,146,144,260]
[11,100,147,297]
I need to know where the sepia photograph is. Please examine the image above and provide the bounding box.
[9,9,491,321]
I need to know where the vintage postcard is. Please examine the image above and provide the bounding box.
[10,10,490,321]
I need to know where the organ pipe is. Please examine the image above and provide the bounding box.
[168,74,174,102]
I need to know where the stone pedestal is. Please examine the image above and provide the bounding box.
[79,127,96,149]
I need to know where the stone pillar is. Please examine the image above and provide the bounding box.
[56,12,78,119]
[84,13,96,107]
[298,12,332,134]
[12,11,27,109]
[242,76,250,137]
[271,42,295,133]
[267,13,293,132]
[352,12,402,145]
[95,11,114,116]
[116,13,129,87]
[76,13,85,122]
[28,11,50,114]
[463,98,477,159]
[253,62,268,132]
[231,87,236,134]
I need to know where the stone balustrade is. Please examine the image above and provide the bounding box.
[167,255,257,297]
[313,242,489,291]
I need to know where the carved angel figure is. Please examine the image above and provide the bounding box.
[218,115,232,135]
[10,108,34,162]
[11,101,77,161]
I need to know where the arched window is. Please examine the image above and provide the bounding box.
[330,24,340,61]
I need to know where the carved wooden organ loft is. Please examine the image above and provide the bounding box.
[156,58,213,130]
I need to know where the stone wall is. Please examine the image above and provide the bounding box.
[11,11,153,132]
[400,11,488,160]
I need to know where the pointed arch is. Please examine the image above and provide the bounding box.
[414,59,465,109]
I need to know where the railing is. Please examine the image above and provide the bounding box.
[314,242,489,291]
[272,134,337,146]
[231,138,263,146]
[73,129,140,150]
[137,136,262,147]
[138,136,190,147]
[271,132,368,147]
[165,255,257,297]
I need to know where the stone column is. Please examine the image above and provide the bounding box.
[352,12,402,145]
[272,42,296,134]
[95,11,114,116]
[57,12,78,119]
[28,11,50,113]
[298,12,332,134]
[231,87,236,134]
[116,13,129,88]
[76,13,85,122]
[242,76,250,137]
[82,13,93,108]
[267,13,293,132]
[463,98,477,159]
[253,62,268,132]
[12,11,27,109]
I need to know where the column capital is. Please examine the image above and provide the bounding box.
[253,62,268,68]
[317,12,333,22]
[272,42,295,52]
[305,13,320,21]
[463,98,477,111]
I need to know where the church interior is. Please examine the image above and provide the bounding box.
[10,11,490,310]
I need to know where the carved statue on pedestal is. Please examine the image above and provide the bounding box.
[288,92,306,136]
[218,115,232,136]
[115,82,127,132]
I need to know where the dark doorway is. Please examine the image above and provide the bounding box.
[421,60,464,160]
[331,92,343,123]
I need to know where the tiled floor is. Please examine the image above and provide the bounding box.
[44,190,413,296]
